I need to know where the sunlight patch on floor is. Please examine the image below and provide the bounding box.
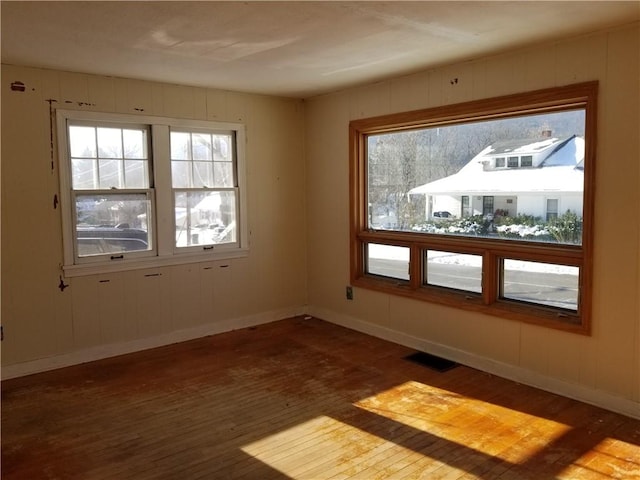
[557,438,640,479]
[353,380,572,464]
[240,415,393,478]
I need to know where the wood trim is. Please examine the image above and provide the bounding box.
[349,82,597,335]
[350,81,599,134]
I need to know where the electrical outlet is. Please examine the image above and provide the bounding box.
[346,286,353,300]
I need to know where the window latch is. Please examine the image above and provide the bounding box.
[110,254,124,260]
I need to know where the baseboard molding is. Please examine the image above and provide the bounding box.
[1,306,306,380]
[5,304,639,421]
[308,305,640,421]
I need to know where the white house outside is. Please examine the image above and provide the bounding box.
[408,135,584,222]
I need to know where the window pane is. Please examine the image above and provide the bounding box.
[97,127,123,158]
[171,132,191,160]
[192,133,213,161]
[70,124,149,192]
[98,159,123,189]
[71,158,97,189]
[123,129,146,159]
[502,260,579,311]
[175,191,237,247]
[124,160,148,189]
[171,161,190,188]
[366,244,409,280]
[69,126,97,158]
[193,161,214,187]
[213,162,234,187]
[75,193,151,257]
[368,109,585,245]
[425,251,482,293]
[171,130,236,189]
[213,134,233,161]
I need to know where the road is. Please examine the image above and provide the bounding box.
[368,258,578,310]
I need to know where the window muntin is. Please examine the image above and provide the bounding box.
[58,111,248,274]
[69,125,149,189]
[350,82,596,333]
[170,131,234,188]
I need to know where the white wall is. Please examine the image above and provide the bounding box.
[305,24,640,418]
[2,23,638,420]
[1,66,308,376]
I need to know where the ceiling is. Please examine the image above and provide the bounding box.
[2,1,639,98]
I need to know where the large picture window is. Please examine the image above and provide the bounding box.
[58,110,248,275]
[349,82,597,333]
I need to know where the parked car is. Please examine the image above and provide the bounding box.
[76,225,149,256]
[433,211,453,218]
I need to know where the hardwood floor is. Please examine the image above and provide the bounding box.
[2,316,639,479]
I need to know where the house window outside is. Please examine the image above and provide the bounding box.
[482,196,494,216]
[461,195,470,217]
[507,156,519,167]
[350,82,597,333]
[58,110,248,275]
[546,198,559,221]
[495,157,505,168]
[521,155,533,167]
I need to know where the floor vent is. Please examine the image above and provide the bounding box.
[405,351,458,372]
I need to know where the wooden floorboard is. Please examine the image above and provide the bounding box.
[2,316,639,479]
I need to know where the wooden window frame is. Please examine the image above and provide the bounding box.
[349,82,597,335]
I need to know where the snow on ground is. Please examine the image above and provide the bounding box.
[368,244,578,275]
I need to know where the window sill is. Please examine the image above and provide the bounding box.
[351,275,589,335]
[62,248,249,277]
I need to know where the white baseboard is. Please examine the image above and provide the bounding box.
[1,306,306,380]
[4,304,638,421]
[307,305,640,421]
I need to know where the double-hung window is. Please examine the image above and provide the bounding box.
[58,110,248,275]
[170,129,238,250]
[66,121,155,261]
[349,82,597,334]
